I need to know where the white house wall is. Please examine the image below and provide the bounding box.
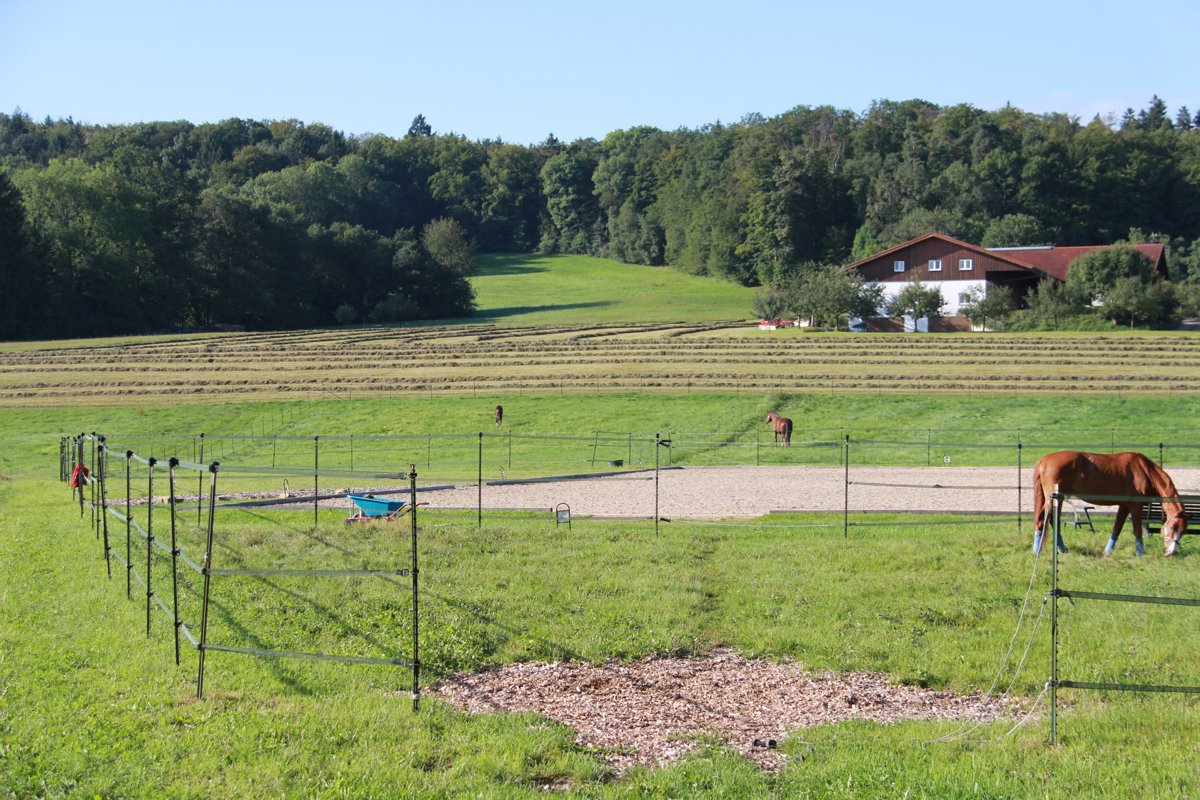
[868,279,988,316]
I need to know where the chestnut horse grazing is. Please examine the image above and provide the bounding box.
[494,405,504,427]
[1032,451,1188,557]
[765,412,792,446]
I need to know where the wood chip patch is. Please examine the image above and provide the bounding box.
[436,649,1010,772]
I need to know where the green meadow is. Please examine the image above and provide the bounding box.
[3,257,1200,797]
[464,253,758,326]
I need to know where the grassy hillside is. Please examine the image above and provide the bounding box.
[465,253,758,325]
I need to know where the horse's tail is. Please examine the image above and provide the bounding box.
[1033,465,1046,534]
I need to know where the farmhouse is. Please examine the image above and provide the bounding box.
[843,233,1168,317]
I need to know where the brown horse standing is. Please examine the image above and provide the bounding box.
[1032,451,1188,556]
[765,412,792,446]
[494,405,504,427]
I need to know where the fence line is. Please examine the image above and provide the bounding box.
[1048,492,1200,744]
[62,434,421,709]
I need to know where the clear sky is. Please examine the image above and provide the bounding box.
[2,0,1197,145]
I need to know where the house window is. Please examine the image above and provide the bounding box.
[928,259,942,272]
[893,260,906,273]
[958,258,974,271]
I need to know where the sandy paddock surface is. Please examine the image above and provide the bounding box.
[413,465,1200,520]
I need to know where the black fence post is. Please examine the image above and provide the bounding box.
[125,451,133,600]
[1050,490,1063,745]
[844,435,850,539]
[655,434,660,535]
[1017,439,1023,537]
[197,433,204,527]
[168,457,181,666]
[90,433,98,535]
[99,441,111,579]
[146,457,157,638]
[313,435,320,529]
[77,435,86,518]
[197,461,220,699]
[1159,442,1164,468]
[409,464,420,713]
[477,432,483,529]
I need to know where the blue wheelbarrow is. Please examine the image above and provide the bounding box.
[345,494,408,523]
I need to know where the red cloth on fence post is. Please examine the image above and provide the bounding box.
[70,463,90,488]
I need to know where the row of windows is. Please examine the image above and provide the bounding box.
[893,258,973,273]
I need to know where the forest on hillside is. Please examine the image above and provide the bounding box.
[2,97,1200,339]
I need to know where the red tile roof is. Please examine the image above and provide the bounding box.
[844,233,1169,281]
[986,243,1168,280]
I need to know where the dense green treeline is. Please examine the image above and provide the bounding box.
[3,97,1200,339]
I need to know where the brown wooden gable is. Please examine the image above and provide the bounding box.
[844,233,1038,283]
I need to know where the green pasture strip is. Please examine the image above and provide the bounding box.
[15,393,1200,487]
[464,253,758,326]
[6,472,1200,797]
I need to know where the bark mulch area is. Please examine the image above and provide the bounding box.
[436,649,1010,773]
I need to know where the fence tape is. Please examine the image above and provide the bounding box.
[179,621,199,648]
[851,481,1021,491]
[1056,589,1200,607]
[202,643,412,668]
[206,567,412,578]
[1057,680,1200,694]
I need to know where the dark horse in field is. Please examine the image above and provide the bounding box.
[1032,451,1188,556]
[494,405,504,427]
[765,412,792,446]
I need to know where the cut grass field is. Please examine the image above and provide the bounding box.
[6,325,1200,406]
[4,255,1200,797]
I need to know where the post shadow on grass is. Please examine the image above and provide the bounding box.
[206,525,411,657]
[233,507,361,559]
[470,301,613,321]
[472,262,551,277]
[188,591,317,697]
[226,513,585,678]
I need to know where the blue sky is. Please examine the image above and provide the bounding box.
[2,0,1197,144]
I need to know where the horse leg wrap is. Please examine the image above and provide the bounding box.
[1104,535,1119,556]
[1135,539,1146,557]
[1056,531,1068,554]
[1033,529,1044,555]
